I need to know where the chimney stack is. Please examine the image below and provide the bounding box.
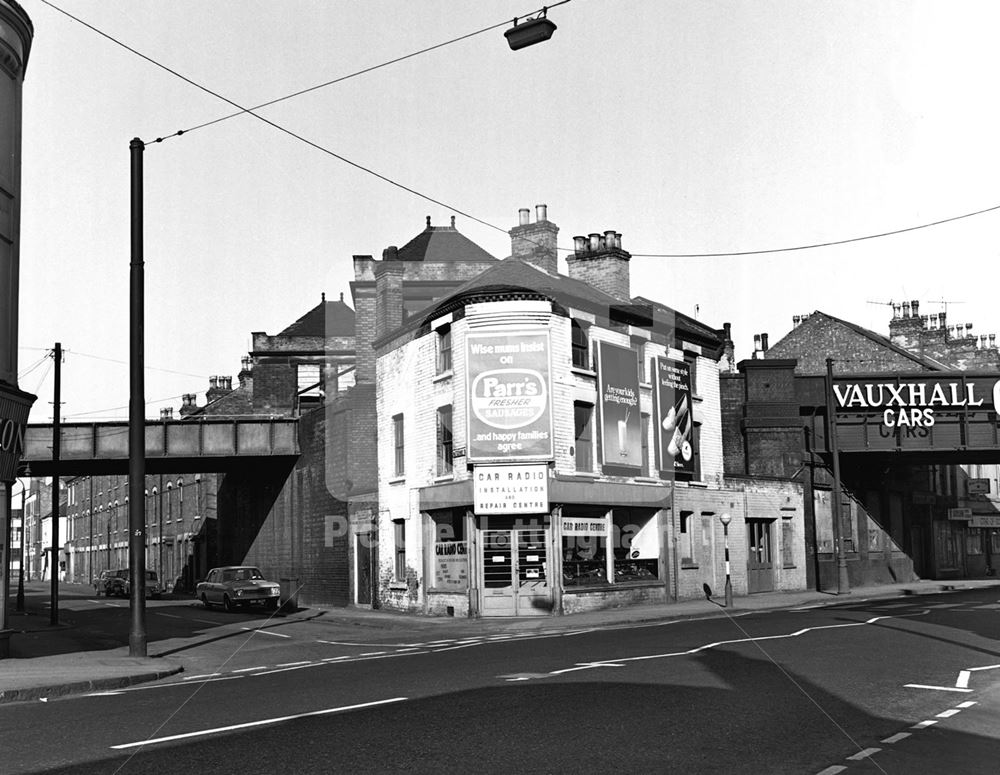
[509,204,559,274]
[179,393,199,417]
[566,224,630,301]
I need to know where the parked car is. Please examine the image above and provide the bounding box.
[197,566,280,612]
[93,570,118,597]
[124,569,162,599]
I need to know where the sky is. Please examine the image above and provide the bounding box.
[14,0,1000,423]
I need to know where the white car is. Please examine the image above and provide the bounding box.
[197,566,280,612]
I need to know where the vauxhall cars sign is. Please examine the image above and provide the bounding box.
[467,329,553,462]
[832,374,1000,452]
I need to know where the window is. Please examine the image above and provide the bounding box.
[782,518,796,567]
[562,507,608,586]
[394,520,406,580]
[684,353,699,396]
[612,507,659,581]
[436,325,452,374]
[436,405,453,476]
[691,422,702,480]
[297,363,321,397]
[640,413,650,475]
[392,414,405,477]
[574,403,594,472]
[571,319,590,369]
[680,510,696,565]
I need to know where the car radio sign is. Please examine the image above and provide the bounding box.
[467,330,553,461]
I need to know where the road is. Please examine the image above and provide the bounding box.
[3,586,999,773]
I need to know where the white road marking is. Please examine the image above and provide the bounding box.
[956,670,971,689]
[881,732,911,744]
[190,618,221,625]
[395,647,420,652]
[316,640,422,647]
[276,661,311,667]
[359,652,386,657]
[183,673,221,681]
[240,627,291,638]
[957,701,978,709]
[155,613,184,619]
[231,666,267,673]
[969,663,1000,671]
[253,662,324,676]
[911,720,938,729]
[936,709,961,718]
[814,766,847,775]
[846,748,881,761]
[322,656,350,662]
[111,697,408,749]
[432,643,485,653]
[904,684,972,693]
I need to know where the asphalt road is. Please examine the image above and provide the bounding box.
[3,587,999,774]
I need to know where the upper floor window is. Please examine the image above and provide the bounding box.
[571,320,590,370]
[684,353,699,397]
[436,405,454,476]
[574,402,594,472]
[297,363,322,398]
[436,325,452,374]
[640,413,650,475]
[393,414,405,477]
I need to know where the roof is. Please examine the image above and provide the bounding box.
[279,294,356,338]
[785,311,949,370]
[395,223,498,263]
[378,257,722,352]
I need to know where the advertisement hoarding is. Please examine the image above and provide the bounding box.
[596,342,642,472]
[466,330,553,462]
[654,357,695,478]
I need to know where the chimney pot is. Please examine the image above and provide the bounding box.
[589,233,601,252]
[518,208,530,226]
[753,334,762,348]
[892,303,900,319]
[535,204,547,222]
[382,245,399,261]
[573,235,587,253]
[426,215,431,228]
[902,301,911,318]
[761,333,769,352]
[604,230,616,249]
[793,315,801,327]
[912,299,919,316]
[209,376,218,388]
[723,322,732,341]
[990,334,996,348]
[615,232,622,249]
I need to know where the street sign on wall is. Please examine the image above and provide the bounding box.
[466,330,553,462]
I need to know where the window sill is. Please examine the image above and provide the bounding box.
[388,476,406,485]
[433,474,454,483]
[639,382,652,390]
[783,564,796,570]
[571,367,596,378]
[681,563,699,570]
[563,579,662,593]
[388,582,408,591]
[432,370,453,383]
[568,471,600,479]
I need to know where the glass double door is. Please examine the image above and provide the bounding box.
[480,528,550,617]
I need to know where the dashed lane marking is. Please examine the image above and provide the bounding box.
[911,720,938,729]
[881,732,911,744]
[111,698,408,749]
[957,701,978,709]
[182,673,221,681]
[155,613,184,619]
[845,748,881,761]
[814,766,847,775]
[359,652,386,657]
[956,670,971,688]
[904,684,972,693]
[275,661,311,667]
[231,666,267,673]
[936,709,961,718]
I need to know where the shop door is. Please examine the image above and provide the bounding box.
[356,532,373,605]
[480,528,549,617]
[747,519,775,593]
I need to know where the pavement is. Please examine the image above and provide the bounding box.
[2,577,998,705]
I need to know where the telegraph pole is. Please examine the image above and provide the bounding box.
[50,342,61,625]
[129,138,147,656]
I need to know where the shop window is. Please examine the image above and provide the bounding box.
[640,413,650,476]
[680,510,696,566]
[436,325,452,374]
[612,507,659,581]
[562,507,608,586]
[571,320,590,370]
[431,510,468,590]
[990,530,1000,556]
[393,520,406,581]
[392,414,404,477]
[574,403,594,472]
[966,530,983,556]
[436,405,453,476]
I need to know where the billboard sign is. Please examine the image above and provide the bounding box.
[654,357,694,478]
[597,342,642,471]
[467,330,553,461]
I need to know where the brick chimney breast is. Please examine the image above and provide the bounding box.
[509,204,558,274]
[565,228,630,301]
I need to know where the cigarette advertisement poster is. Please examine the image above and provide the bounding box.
[597,342,642,471]
[467,330,553,462]
[655,357,695,478]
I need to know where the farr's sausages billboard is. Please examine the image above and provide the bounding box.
[467,330,553,461]
[655,357,695,478]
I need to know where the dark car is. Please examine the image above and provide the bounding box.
[93,570,118,597]
[124,569,163,599]
[197,566,280,612]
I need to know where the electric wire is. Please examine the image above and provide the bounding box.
[65,349,210,379]
[38,0,1000,257]
[17,355,49,380]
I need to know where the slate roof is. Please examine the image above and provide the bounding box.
[793,311,948,370]
[395,224,498,263]
[279,294,356,338]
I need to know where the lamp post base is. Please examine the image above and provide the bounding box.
[724,578,733,608]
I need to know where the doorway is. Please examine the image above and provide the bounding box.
[480,528,550,616]
[747,519,775,593]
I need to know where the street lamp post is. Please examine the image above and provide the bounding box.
[720,513,733,608]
